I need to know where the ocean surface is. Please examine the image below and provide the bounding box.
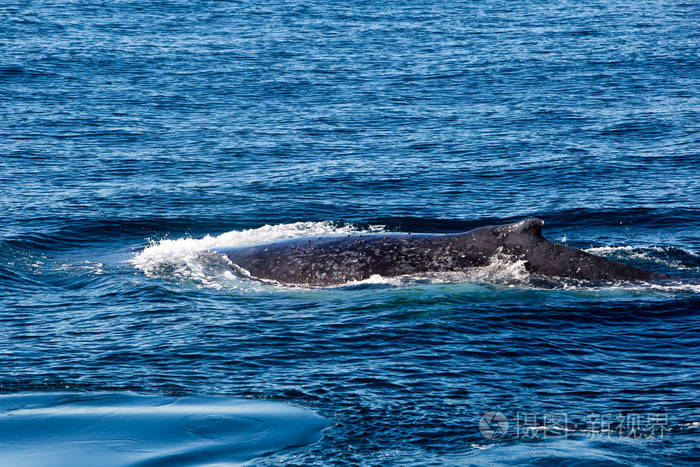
[1,0,699,465]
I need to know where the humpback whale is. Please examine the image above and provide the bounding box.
[218,218,667,287]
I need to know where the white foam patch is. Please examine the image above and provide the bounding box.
[574,245,700,292]
[644,282,700,293]
[586,245,699,270]
[58,260,106,275]
[585,245,670,261]
[336,272,472,288]
[555,278,700,294]
[469,253,531,285]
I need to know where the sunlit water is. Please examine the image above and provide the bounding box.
[0,392,327,467]
[1,0,698,465]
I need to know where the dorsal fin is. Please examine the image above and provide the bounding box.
[511,217,544,237]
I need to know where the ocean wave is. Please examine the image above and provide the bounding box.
[585,245,700,271]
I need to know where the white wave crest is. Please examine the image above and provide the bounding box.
[585,245,699,271]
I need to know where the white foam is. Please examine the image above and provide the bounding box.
[469,251,531,284]
[335,272,472,288]
[645,282,700,293]
[58,260,106,275]
[585,245,699,272]
[587,245,699,258]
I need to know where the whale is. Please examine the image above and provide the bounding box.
[217,218,668,287]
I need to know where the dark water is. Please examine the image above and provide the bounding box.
[1,0,699,465]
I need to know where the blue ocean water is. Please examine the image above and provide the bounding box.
[1,0,699,465]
